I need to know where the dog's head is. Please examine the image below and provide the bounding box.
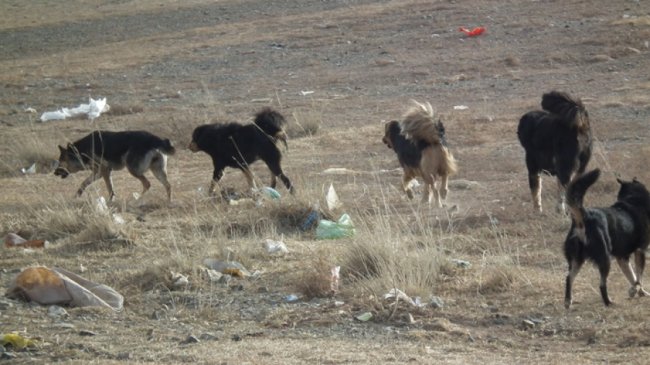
[53,144,85,178]
[188,125,208,153]
[616,177,650,212]
[382,121,401,149]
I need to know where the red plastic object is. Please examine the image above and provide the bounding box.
[459,27,486,37]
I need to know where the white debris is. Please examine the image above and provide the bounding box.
[300,90,314,96]
[263,239,289,254]
[21,163,36,174]
[40,97,110,122]
[453,105,469,110]
[326,183,342,211]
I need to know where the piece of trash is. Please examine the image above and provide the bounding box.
[453,105,469,110]
[285,294,299,302]
[330,266,340,294]
[322,167,356,175]
[203,259,252,277]
[21,163,36,174]
[459,26,486,37]
[450,259,471,268]
[6,266,123,311]
[228,198,256,206]
[95,196,109,214]
[132,192,141,200]
[171,272,189,288]
[334,300,345,307]
[47,305,68,319]
[326,184,342,211]
[355,312,373,322]
[24,107,37,114]
[299,90,314,96]
[1,333,36,350]
[315,213,355,239]
[261,187,281,200]
[112,213,125,225]
[384,288,417,306]
[4,233,49,249]
[39,97,110,122]
[263,239,288,254]
[301,206,320,231]
[407,179,420,189]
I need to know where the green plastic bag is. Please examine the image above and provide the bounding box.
[316,214,355,239]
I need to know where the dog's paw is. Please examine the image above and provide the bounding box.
[629,286,639,298]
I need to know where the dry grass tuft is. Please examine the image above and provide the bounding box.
[288,107,321,138]
[294,257,337,299]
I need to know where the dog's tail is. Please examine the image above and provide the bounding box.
[567,168,600,239]
[541,91,589,130]
[159,139,176,155]
[400,100,441,145]
[254,107,288,150]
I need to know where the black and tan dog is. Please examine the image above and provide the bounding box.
[189,107,293,195]
[564,169,650,308]
[54,131,175,201]
[382,101,457,207]
[518,91,592,212]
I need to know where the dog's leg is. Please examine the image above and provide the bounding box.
[421,173,435,205]
[529,174,542,212]
[265,160,293,194]
[616,257,640,298]
[565,259,583,309]
[150,155,172,201]
[556,179,567,214]
[633,251,650,297]
[278,173,294,194]
[402,173,415,200]
[209,168,225,196]
[77,171,101,198]
[440,174,449,201]
[598,259,613,306]
[269,175,277,189]
[134,175,152,196]
[99,166,118,201]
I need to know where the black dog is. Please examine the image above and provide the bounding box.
[564,169,650,308]
[518,91,592,212]
[189,107,293,195]
[54,131,175,201]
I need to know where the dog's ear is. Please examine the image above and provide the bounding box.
[58,145,66,153]
[617,178,625,185]
[633,177,639,183]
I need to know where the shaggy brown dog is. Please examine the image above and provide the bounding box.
[518,91,592,212]
[382,101,457,207]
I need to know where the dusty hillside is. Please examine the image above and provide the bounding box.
[1,0,650,364]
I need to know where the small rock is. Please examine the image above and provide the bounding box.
[180,335,200,345]
[47,305,68,319]
[429,296,444,309]
[116,352,131,360]
[217,274,232,285]
[231,334,242,342]
[151,310,162,320]
[79,330,97,337]
[199,333,219,341]
[230,284,245,291]
[204,269,223,283]
[450,259,471,268]
[522,319,535,329]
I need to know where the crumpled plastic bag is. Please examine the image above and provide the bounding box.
[40,97,110,122]
[1,333,36,350]
[6,266,123,311]
[316,213,355,239]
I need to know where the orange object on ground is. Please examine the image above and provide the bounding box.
[4,233,48,248]
[459,26,486,37]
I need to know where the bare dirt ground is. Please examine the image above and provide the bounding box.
[1,0,650,364]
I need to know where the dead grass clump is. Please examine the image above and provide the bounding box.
[475,265,517,294]
[121,258,194,293]
[288,108,321,138]
[0,133,57,177]
[294,258,337,299]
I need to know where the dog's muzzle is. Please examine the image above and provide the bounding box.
[54,167,69,178]
[188,141,199,152]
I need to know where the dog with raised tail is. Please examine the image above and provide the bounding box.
[189,107,293,196]
[382,101,457,207]
[518,91,592,213]
[564,168,650,309]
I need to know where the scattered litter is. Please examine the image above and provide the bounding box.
[430,296,445,309]
[47,305,68,319]
[285,294,300,302]
[228,198,256,206]
[384,288,417,306]
[20,163,36,174]
[355,312,373,322]
[132,192,141,200]
[316,213,355,239]
[330,266,340,294]
[171,272,189,288]
[6,266,124,311]
[95,196,109,214]
[450,259,471,268]
[326,184,342,211]
[522,319,536,329]
[459,26,486,37]
[300,90,314,96]
[407,179,420,189]
[261,186,281,200]
[453,105,469,110]
[334,300,345,307]
[322,167,357,175]
[4,233,49,249]
[1,333,36,350]
[301,205,321,231]
[203,259,252,278]
[40,97,110,122]
[24,107,37,114]
[263,239,288,255]
[112,214,125,225]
